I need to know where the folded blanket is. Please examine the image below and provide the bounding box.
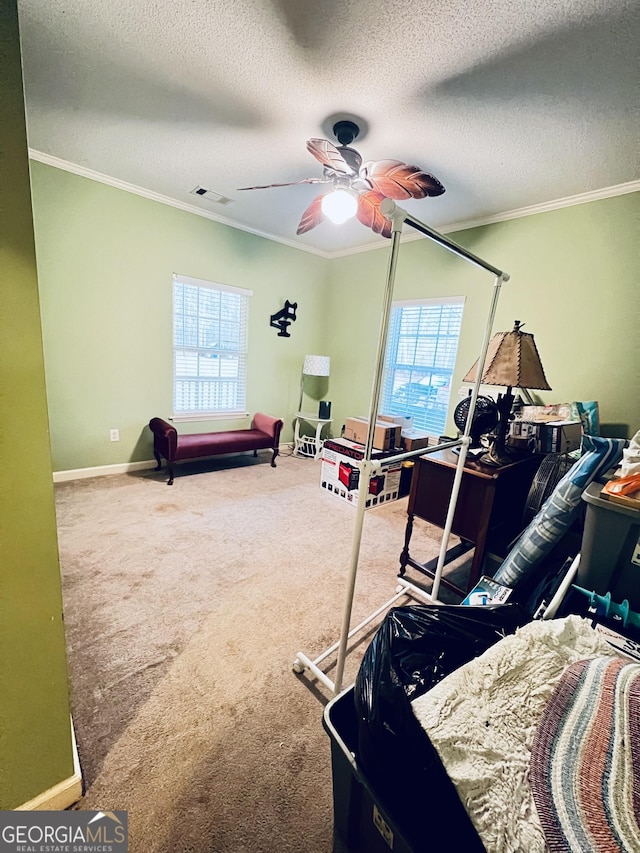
[529,656,640,852]
[411,615,619,853]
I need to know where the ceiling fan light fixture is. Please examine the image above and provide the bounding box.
[321,189,357,224]
[242,115,445,238]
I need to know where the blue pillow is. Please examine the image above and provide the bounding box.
[493,435,626,589]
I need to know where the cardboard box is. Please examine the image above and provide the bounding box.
[519,403,574,423]
[379,413,413,430]
[537,420,582,454]
[400,428,436,452]
[344,417,401,451]
[509,419,582,454]
[320,438,402,509]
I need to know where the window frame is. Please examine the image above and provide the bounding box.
[380,296,465,436]
[171,273,252,422]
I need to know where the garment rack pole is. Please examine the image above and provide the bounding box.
[402,210,507,279]
[332,223,404,693]
[292,578,435,694]
[295,202,509,696]
[430,273,504,601]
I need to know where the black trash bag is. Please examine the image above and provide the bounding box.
[353,603,528,853]
[355,602,527,738]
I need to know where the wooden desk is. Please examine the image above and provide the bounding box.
[400,448,542,596]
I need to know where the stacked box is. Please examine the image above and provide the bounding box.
[509,420,539,440]
[537,420,582,453]
[400,428,437,452]
[509,419,582,454]
[508,420,539,453]
[344,417,401,451]
[320,438,402,509]
[379,413,413,430]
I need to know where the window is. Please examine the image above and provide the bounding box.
[381,297,464,436]
[172,274,252,418]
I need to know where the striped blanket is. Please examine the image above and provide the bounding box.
[411,616,618,853]
[529,656,640,852]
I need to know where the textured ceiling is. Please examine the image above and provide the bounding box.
[17,0,640,255]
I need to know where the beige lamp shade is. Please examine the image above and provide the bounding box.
[463,321,551,390]
[303,355,330,377]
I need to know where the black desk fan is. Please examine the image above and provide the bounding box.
[453,393,499,450]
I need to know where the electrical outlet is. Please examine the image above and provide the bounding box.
[109,429,119,442]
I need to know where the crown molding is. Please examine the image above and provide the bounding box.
[326,178,640,258]
[29,150,638,261]
[437,179,640,235]
[28,149,330,258]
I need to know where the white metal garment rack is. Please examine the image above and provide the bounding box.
[293,200,510,695]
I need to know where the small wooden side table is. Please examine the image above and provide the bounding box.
[400,448,542,596]
[293,412,332,460]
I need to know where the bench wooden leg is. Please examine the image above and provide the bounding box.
[271,447,279,467]
[153,450,162,471]
[167,462,174,486]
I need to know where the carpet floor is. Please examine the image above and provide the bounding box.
[56,450,470,852]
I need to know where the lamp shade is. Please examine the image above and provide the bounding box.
[463,321,551,390]
[303,355,330,377]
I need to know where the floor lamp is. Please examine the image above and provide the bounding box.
[298,354,330,414]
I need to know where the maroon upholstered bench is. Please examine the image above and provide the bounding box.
[149,413,283,485]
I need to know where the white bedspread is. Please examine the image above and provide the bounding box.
[411,615,619,853]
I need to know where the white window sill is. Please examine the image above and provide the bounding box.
[170,412,250,423]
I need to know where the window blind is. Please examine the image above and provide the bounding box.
[381,298,464,436]
[172,275,251,417]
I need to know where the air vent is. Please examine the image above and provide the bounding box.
[190,186,233,205]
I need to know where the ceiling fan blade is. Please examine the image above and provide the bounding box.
[296,193,327,235]
[356,192,393,239]
[306,138,354,175]
[237,178,329,190]
[361,160,445,199]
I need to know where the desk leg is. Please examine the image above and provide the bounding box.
[468,533,488,590]
[399,513,414,577]
[467,489,495,589]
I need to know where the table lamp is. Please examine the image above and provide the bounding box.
[463,320,551,465]
[298,354,331,414]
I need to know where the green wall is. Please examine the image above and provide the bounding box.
[325,193,640,439]
[0,2,74,808]
[30,163,330,471]
[31,162,638,474]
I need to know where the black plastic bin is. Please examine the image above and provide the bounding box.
[323,684,486,853]
[323,685,417,853]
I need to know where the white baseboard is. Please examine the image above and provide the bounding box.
[53,448,293,482]
[16,717,83,810]
[53,459,157,483]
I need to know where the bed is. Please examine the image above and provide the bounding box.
[325,606,640,853]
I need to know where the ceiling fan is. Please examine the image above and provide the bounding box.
[237,120,445,238]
